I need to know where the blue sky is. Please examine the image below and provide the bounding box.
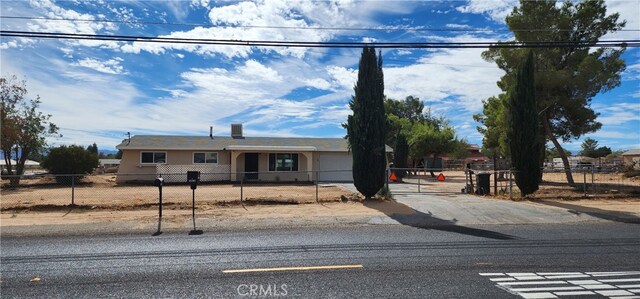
[1,0,638,153]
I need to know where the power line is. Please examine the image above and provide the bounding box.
[1,30,637,48]
[3,15,639,33]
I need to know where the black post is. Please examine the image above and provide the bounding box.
[153,177,164,236]
[71,175,75,206]
[189,188,203,235]
[192,189,196,229]
[153,186,163,236]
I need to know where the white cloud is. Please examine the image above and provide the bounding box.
[603,0,640,40]
[72,57,126,75]
[446,23,472,29]
[326,66,357,91]
[597,102,640,125]
[456,0,517,23]
[304,78,332,90]
[385,48,504,112]
[121,0,416,58]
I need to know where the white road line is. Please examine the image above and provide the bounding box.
[594,290,635,296]
[616,284,640,288]
[479,273,505,276]
[491,278,516,282]
[599,278,640,283]
[509,287,584,292]
[222,264,363,273]
[588,271,640,276]
[498,281,568,286]
[517,292,558,299]
[536,272,583,276]
[630,289,640,293]
[507,272,536,276]
[609,296,640,299]
[544,275,590,279]
[580,284,616,290]
[553,291,596,296]
[567,280,602,285]
[515,276,545,280]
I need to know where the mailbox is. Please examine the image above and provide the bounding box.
[187,171,200,190]
[154,177,164,187]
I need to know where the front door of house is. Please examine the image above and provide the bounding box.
[244,153,259,180]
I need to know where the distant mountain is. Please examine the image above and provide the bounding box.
[99,149,119,155]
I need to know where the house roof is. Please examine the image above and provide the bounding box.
[116,135,393,152]
[622,149,640,156]
[0,159,40,166]
[99,159,121,165]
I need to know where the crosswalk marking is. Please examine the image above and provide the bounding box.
[553,291,595,296]
[498,281,568,286]
[599,278,640,283]
[480,271,640,299]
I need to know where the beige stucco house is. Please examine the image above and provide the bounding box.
[115,125,390,183]
[622,149,640,169]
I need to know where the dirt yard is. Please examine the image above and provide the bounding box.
[393,170,639,200]
[0,201,382,228]
[0,175,353,210]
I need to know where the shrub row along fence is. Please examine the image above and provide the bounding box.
[0,170,357,210]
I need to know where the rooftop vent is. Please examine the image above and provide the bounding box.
[231,124,243,139]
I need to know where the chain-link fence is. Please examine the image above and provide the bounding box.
[0,170,358,210]
[388,166,640,199]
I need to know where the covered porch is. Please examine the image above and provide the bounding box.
[227,146,315,182]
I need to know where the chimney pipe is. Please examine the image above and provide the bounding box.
[209,126,213,139]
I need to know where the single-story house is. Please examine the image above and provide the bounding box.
[99,159,121,169]
[622,149,640,169]
[0,159,40,171]
[552,156,595,169]
[115,124,392,183]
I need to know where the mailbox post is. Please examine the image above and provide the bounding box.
[187,171,203,235]
[152,177,164,236]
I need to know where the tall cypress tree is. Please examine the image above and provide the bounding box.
[346,47,386,200]
[393,133,409,182]
[507,50,541,197]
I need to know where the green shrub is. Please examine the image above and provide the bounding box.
[41,145,99,184]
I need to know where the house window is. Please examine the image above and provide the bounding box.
[193,152,218,164]
[141,152,166,164]
[268,153,299,171]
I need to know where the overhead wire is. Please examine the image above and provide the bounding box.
[1,30,637,48]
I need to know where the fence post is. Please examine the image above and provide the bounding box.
[508,170,513,200]
[315,171,319,204]
[240,175,243,202]
[583,170,587,197]
[591,166,595,194]
[385,168,389,192]
[418,174,421,193]
[71,175,75,206]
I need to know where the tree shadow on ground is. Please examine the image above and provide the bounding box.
[531,200,640,224]
[363,200,519,240]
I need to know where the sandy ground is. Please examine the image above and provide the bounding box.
[1,175,352,209]
[0,202,382,228]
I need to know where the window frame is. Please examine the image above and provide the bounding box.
[268,153,299,172]
[140,151,167,165]
[192,152,218,165]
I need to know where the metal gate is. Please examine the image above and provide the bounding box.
[387,168,469,194]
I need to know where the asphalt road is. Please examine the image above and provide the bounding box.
[2,223,640,298]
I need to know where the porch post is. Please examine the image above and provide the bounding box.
[305,152,313,181]
[230,151,240,181]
